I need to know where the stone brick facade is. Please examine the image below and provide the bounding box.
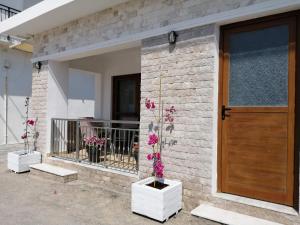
[139,24,217,211]
[31,63,49,153]
[29,0,300,224]
[139,24,298,225]
[32,0,269,58]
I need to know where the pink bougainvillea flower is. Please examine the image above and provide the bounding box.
[165,113,174,123]
[84,136,105,146]
[96,138,105,146]
[169,106,176,113]
[26,119,35,126]
[145,98,155,111]
[153,152,161,160]
[148,133,158,146]
[154,160,164,178]
[165,106,176,123]
[147,154,153,160]
[21,133,27,139]
[145,98,151,109]
[151,101,155,109]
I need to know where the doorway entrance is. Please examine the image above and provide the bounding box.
[218,13,296,206]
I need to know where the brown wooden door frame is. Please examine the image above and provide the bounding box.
[112,73,141,121]
[217,11,298,207]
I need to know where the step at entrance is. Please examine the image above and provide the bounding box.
[191,204,283,225]
[30,163,78,183]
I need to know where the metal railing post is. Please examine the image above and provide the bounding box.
[104,128,108,166]
[0,4,20,22]
[76,120,80,161]
[50,119,54,156]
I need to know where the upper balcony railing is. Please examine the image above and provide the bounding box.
[0,4,20,22]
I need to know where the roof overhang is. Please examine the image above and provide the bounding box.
[0,0,128,38]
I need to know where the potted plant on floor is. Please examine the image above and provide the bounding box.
[84,136,105,163]
[131,77,182,222]
[7,97,41,173]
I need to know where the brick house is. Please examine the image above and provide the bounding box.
[1,0,300,224]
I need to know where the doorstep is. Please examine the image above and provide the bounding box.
[30,163,78,183]
[191,204,283,225]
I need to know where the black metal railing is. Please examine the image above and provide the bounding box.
[51,118,140,174]
[0,4,20,22]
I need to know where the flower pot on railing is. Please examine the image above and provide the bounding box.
[86,146,101,163]
[84,136,105,163]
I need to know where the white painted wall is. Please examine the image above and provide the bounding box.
[0,46,32,145]
[69,47,141,120]
[68,68,99,119]
[46,61,69,152]
[45,65,102,152]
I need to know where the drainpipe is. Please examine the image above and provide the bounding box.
[3,60,10,144]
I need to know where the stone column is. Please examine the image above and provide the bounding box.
[31,61,69,155]
[139,24,218,210]
[31,61,49,154]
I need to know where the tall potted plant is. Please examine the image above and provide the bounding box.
[131,76,182,222]
[7,97,41,173]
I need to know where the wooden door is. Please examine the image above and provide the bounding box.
[219,15,296,206]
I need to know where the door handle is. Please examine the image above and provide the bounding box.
[222,105,232,120]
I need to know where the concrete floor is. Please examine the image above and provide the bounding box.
[0,145,219,225]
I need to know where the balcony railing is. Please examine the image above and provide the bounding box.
[0,4,20,22]
[51,118,140,174]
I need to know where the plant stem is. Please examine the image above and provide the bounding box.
[25,97,29,154]
[157,73,162,154]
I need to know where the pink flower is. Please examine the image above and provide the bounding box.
[165,113,174,123]
[148,133,158,146]
[21,133,27,139]
[154,160,164,178]
[26,119,35,126]
[151,101,155,109]
[145,98,151,109]
[84,136,105,146]
[153,152,161,160]
[147,154,153,160]
[165,106,176,123]
[145,98,155,110]
[96,138,105,146]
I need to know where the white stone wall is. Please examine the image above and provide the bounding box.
[140,24,298,224]
[140,24,217,211]
[29,0,300,224]
[32,0,270,58]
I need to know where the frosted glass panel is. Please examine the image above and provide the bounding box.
[229,25,289,106]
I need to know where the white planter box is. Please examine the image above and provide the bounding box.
[131,177,182,222]
[7,150,42,173]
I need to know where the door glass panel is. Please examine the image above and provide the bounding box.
[228,25,289,106]
[118,79,136,113]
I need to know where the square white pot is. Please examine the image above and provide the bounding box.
[131,177,182,222]
[7,150,42,173]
